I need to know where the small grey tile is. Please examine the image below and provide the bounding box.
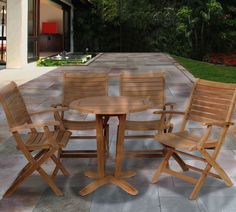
[199,186,236,197]
[158,183,194,198]
[122,184,160,212]
[160,196,200,212]
[33,187,92,212]
[197,195,236,212]
[172,171,227,188]
[90,186,128,212]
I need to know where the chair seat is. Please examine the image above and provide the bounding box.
[25,130,72,150]
[125,120,171,131]
[63,119,96,131]
[155,131,218,151]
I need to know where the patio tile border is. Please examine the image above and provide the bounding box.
[166,54,196,83]
[61,53,104,67]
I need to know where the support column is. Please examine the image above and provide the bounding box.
[7,0,28,69]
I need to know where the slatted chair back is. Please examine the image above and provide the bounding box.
[54,72,109,159]
[151,79,236,200]
[0,82,72,197]
[120,72,165,109]
[181,79,236,131]
[63,72,109,107]
[0,81,32,128]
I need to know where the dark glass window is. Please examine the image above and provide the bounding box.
[28,0,39,62]
[0,0,6,65]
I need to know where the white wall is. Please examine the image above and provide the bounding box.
[6,0,74,68]
[40,0,63,34]
[7,0,28,69]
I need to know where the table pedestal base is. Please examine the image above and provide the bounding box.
[70,97,153,197]
[79,175,138,196]
[84,170,136,179]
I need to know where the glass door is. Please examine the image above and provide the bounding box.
[0,0,6,65]
[28,0,39,62]
[63,4,71,52]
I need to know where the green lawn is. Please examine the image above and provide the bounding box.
[173,56,236,83]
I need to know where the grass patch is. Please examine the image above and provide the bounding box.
[37,54,92,67]
[173,56,236,83]
[37,58,86,66]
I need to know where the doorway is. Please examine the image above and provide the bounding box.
[28,0,72,62]
[0,0,7,65]
[28,0,39,62]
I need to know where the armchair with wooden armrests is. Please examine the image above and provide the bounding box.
[0,82,72,197]
[151,79,236,200]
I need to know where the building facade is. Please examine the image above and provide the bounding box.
[7,0,74,69]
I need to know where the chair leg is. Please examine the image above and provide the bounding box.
[107,124,110,153]
[163,148,170,169]
[190,148,233,200]
[168,124,173,133]
[4,149,60,197]
[51,154,70,177]
[103,116,110,156]
[152,149,173,183]
[4,161,42,197]
[189,163,211,200]
[212,164,233,187]
[13,150,47,182]
[51,166,60,180]
[104,124,110,157]
[51,149,63,179]
[37,167,63,196]
[172,152,189,171]
[3,162,34,197]
[58,148,62,158]
[200,149,233,187]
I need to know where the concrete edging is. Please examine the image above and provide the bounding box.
[61,53,104,67]
[84,53,104,65]
[166,54,196,83]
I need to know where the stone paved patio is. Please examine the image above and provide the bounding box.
[0,53,236,212]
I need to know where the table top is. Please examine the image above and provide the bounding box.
[70,96,153,115]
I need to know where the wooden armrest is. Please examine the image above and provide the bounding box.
[51,104,69,111]
[10,120,60,132]
[153,110,185,115]
[27,143,54,149]
[29,107,68,116]
[164,102,177,107]
[51,103,62,108]
[202,121,234,127]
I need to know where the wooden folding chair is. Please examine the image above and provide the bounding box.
[52,72,109,158]
[120,72,175,158]
[151,79,236,200]
[0,82,72,197]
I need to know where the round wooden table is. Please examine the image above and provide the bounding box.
[70,96,153,196]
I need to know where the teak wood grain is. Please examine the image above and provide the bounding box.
[70,96,153,196]
[0,82,71,197]
[151,79,236,200]
[52,72,109,158]
[119,71,175,158]
[70,96,152,115]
